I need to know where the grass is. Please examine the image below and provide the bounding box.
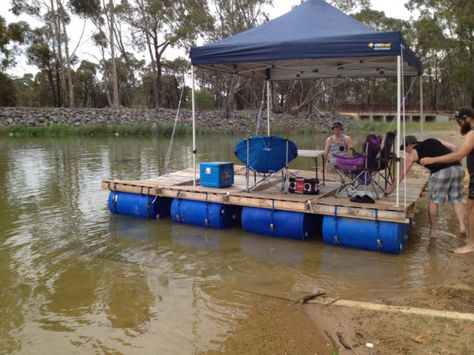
[0,120,458,137]
[1,123,216,137]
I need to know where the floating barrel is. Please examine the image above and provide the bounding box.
[108,191,172,219]
[171,199,240,228]
[322,216,408,254]
[241,207,320,240]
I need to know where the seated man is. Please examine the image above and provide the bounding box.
[323,122,353,168]
[384,135,465,239]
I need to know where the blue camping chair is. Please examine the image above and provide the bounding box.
[235,136,298,192]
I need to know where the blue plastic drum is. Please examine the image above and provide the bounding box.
[241,207,320,240]
[322,216,408,253]
[108,191,172,219]
[171,199,240,229]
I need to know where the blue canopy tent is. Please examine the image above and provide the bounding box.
[189,0,423,207]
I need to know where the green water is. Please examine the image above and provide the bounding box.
[0,135,472,353]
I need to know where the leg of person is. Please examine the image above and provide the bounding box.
[454,183,474,254]
[447,165,466,236]
[453,203,467,236]
[428,201,440,239]
[427,170,448,239]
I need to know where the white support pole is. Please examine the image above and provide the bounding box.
[395,56,402,207]
[420,75,424,138]
[192,65,196,187]
[266,80,271,136]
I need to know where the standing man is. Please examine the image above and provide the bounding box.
[323,122,353,168]
[384,135,465,239]
[420,107,474,254]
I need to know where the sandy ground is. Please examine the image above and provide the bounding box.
[204,128,474,354]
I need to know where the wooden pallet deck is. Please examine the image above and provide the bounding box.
[101,165,429,224]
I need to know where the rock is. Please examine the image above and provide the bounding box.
[0,107,358,133]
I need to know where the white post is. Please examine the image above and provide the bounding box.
[395,56,401,207]
[420,75,424,138]
[266,80,271,135]
[192,65,196,187]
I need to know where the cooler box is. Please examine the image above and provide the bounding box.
[200,162,234,188]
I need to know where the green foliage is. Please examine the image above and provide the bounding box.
[2,123,215,137]
[0,72,16,106]
[187,88,215,111]
[329,0,370,13]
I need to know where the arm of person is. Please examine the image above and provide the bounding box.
[420,131,474,165]
[323,137,331,162]
[384,149,417,196]
[345,136,353,157]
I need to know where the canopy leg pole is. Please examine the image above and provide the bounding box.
[420,75,424,138]
[192,65,197,187]
[396,55,401,208]
[266,80,271,136]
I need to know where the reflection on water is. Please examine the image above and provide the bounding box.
[0,135,473,353]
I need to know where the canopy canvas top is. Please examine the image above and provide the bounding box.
[190,0,421,80]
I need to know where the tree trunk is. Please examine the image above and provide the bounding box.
[153,34,162,107]
[108,0,120,107]
[51,0,66,107]
[47,65,58,107]
[223,75,241,118]
[61,11,74,107]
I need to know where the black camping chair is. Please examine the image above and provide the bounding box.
[373,131,397,190]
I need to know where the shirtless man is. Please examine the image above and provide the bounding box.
[420,107,474,254]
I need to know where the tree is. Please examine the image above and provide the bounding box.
[14,73,38,106]
[407,0,474,108]
[121,0,213,108]
[26,28,59,106]
[75,60,98,106]
[70,0,120,107]
[11,0,76,107]
[0,16,29,71]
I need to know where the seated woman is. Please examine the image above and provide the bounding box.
[323,122,353,168]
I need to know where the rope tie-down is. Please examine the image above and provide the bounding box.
[204,192,210,227]
[333,206,340,245]
[174,191,182,222]
[374,209,382,250]
[269,199,276,233]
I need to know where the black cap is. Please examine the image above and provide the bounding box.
[331,122,344,130]
[454,106,474,120]
[400,135,418,150]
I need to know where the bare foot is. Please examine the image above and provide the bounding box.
[454,244,474,254]
[459,227,467,237]
[430,233,439,239]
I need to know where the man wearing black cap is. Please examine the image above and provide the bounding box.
[384,134,465,240]
[420,106,474,253]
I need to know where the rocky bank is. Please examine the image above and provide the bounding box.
[0,107,358,132]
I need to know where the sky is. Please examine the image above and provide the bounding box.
[268,0,412,19]
[3,0,415,77]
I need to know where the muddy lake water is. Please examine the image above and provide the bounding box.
[1,134,473,353]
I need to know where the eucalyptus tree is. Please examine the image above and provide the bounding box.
[118,0,213,108]
[11,0,75,107]
[204,0,273,115]
[407,0,474,108]
[69,0,121,107]
[75,59,98,106]
[26,27,59,106]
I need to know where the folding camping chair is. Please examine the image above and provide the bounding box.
[334,134,382,199]
[373,130,397,190]
[234,136,298,192]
